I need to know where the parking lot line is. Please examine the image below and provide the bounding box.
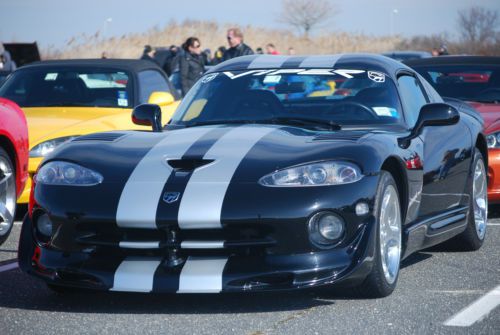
[444,284,500,327]
[0,261,18,273]
[487,223,500,226]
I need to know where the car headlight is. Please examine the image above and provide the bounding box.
[35,161,103,186]
[259,161,362,187]
[29,136,78,158]
[486,132,500,148]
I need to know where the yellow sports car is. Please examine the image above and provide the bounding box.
[0,59,180,203]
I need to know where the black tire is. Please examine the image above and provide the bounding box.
[0,147,16,246]
[356,171,402,298]
[447,148,487,251]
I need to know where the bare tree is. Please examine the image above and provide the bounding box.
[457,6,498,53]
[278,0,338,38]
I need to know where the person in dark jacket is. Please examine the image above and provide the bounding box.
[140,45,156,63]
[211,46,226,65]
[179,37,205,96]
[222,28,254,61]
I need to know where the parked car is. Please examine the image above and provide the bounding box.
[0,59,181,204]
[382,51,431,62]
[19,54,487,298]
[405,56,500,203]
[0,98,28,245]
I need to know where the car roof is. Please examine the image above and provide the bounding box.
[404,56,500,67]
[208,53,411,80]
[17,59,162,72]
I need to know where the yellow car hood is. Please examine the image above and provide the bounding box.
[24,107,146,147]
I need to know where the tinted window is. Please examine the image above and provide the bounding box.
[411,64,500,103]
[138,70,170,103]
[171,69,404,127]
[397,75,428,127]
[0,68,133,108]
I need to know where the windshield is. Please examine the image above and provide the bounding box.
[412,64,500,103]
[0,67,133,108]
[170,69,403,129]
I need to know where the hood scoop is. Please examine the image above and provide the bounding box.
[312,132,366,142]
[167,159,214,172]
[73,133,126,142]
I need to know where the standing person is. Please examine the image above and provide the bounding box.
[0,50,16,72]
[265,43,280,55]
[223,28,254,61]
[140,45,156,63]
[438,44,449,56]
[255,47,264,54]
[288,47,296,55]
[179,37,205,96]
[163,45,179,77]
[211,46,226,65]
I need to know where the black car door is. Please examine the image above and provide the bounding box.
[398,74,471,217]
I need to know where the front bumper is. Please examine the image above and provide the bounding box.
[18,214,377,293]
[488,148,500,204]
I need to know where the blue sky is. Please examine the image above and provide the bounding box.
[1,0,498,47]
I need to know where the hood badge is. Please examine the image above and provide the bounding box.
[163,192,181,204]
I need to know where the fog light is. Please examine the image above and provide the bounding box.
[308,212,345,248]
[36,213,53,237]
[355,202,369,216]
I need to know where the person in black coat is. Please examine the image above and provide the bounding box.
[179,37,205,96]
[222,28,254,61]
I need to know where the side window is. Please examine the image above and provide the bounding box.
[137,70,170,103]
[397,75,429,127]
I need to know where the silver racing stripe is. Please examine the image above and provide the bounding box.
[178,126,276,229]
[177,257,228,293]
[111,258,161,292]
[116,127,214,228]
[247,55,289,69]
[299,54,343,68]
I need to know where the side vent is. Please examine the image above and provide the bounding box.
[72,133,126,142]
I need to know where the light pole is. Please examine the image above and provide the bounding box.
[390,9,398,36]
[102,17,113,38]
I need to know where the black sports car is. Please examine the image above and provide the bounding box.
[19,54,488,298]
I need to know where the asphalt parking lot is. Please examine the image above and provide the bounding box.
[0,208,498,335]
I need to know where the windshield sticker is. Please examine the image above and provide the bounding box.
[117,91,128,107]
[373,107,398,117]
[263,75,282,84]
[223,69,367,80]
[201,73,218,83]
[44,73,58,81]
[368,71,386,83]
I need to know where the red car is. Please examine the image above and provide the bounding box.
[406,56,500,203]
[0,97,28,244]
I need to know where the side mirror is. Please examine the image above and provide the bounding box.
[399,103,459,148]
[413,103,460,135]
[148,91,175,106]
[132,104,162,132]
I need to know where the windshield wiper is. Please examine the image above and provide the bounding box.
[262,117,341,130]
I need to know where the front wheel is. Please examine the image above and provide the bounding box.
[0,147,16,245]
[356,171,402,298]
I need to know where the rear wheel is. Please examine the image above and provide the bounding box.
[448,148,487,250]
[356,171,402,298]
[0,147,16,245]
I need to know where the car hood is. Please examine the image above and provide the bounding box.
[23,107,147,147]
[49,124,387,185]
[466,101,500,133]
